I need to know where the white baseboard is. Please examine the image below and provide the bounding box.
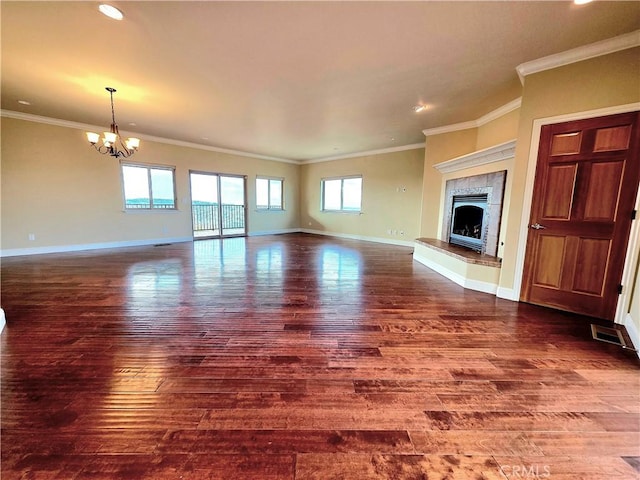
[496,286,519,301]
[248,228,302,237]
[0,308,5,334]
[413,250,499,295]
[0,236,193,257]
[300,228,414,247]
[621,313,640,358]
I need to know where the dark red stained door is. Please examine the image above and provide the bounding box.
[522,111,640,320]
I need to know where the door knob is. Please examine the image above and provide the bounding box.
[530,223,547,230]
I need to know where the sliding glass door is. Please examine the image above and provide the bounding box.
[190,172,246,239]
[219,175,246,236]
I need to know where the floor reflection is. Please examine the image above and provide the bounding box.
[255,242,284,288]
[126,258,184,307]
[318,245,362,305]
[192,238,247,281]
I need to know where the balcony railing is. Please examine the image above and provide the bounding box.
[125,203,175,209]
[192,204,245,233]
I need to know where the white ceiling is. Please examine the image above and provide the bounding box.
[2,1,639,162]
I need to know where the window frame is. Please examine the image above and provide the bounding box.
[120,161,177,211]
[256,176,285,211]
[321,175,363,213]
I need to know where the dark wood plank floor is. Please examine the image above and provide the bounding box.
[1,233,638,479]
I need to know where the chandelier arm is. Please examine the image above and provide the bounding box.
[94,143,107,155]
[117,137,134,156]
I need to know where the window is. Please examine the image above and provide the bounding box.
[256,177,284,210]
[321,176,362,212]
[121,163,176,209]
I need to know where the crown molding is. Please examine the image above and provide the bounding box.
[2,109,424,165]
[422,120,478,137]
[477,97,522,126]
[300,143,425,165]
[422,97,522,137]
[433,139,516,174]
[0,109,298,164]
[516,29,640,84]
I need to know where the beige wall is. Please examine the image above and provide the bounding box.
[420,110,519,246]
[300,149,424,243]
[1,117,300,252]
[419,129,478,238]
[476,108,520,150]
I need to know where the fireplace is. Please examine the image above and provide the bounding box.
[450,194,488,252]
[442,171,506,257]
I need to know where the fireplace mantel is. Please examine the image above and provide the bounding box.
[433,139,516,174]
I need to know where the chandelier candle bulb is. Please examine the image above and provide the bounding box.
[86,132,100,144]
[103,131,117,144]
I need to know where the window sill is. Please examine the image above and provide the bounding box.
[321,210,363,215]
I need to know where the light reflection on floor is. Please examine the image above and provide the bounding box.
[124,237,365,319]
[126,258,184,306]
[318,245,362,306]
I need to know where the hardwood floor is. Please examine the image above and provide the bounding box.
[1,233,638,479]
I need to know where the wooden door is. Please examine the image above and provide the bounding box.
[521,111,640,320]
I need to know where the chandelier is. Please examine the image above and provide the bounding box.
[86,87,140,158]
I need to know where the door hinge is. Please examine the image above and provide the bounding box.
[632,209,637,220]
[617,284,624,295]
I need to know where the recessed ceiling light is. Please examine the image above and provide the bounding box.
[574,0,593,4]
[413,104,429,113]
[128,122,137,127]
[17,100,31,106]
[99,4,124,20]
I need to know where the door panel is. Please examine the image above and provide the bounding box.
[594,125,631,152]
[533,235,565,288]
[583,161,624,221]
[190,172,221,238]
[522,111,640,320]
[571,238,610,296]
[551,131,582,155]
[219,175,246,237]
[542,164,577,219]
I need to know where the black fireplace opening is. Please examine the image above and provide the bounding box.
[449,194,488,252]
